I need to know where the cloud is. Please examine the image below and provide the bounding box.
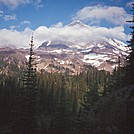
[34,0,43,8]
[21,20,31,25]
[0,0,31,9]
[0,11,17,21]
[0,0,43,9]
[0,27,33,48]
[9,25,20,30]
[4,14,16,21]
[0,22,129,49]
[35,24,128,46]
[51,22,63,28]
[73,5,131,25]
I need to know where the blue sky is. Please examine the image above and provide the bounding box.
[0,0,133,48]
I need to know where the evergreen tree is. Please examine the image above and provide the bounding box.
[124,4,134,86]
[123,4,134,133]
[11,35,39,134]
[81,87,99,115]
[49,76,69,134]
[72,91,78,114]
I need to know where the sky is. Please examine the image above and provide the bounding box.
[0,0,133,48]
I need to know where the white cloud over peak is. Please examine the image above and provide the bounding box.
[73,5,131,25]
[34,24,128,46]
[0,22,129,48]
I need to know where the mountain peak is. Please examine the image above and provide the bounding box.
[68,20,88,28]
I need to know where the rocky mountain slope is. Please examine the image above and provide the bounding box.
[36,38,129,73]
[0,21,129,75]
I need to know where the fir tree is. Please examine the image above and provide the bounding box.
[49,76,69,134]
[11,35,39,134]
[124,4,134,86]
[81,87,99,115]
[123,4,134,133]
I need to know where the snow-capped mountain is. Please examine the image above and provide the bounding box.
[35,21,129,73]
[38,41,70,50]
[37,36,129,73]
[0,21,130,74]
[68,20,89,28]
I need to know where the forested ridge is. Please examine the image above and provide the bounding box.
[0,55,134,134]
[0,5,134,134]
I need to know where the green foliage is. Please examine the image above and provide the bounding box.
[11,36,39,134]
[122,4,134,86]
[0,63,134,133]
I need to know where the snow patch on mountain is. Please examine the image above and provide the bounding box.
[108,38,128,52]
[82,53,109,67]
[37,36,129,72]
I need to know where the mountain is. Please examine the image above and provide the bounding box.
[68,20,89,28]
[38,41,70,49]
[0,21,129,74]
[37,37,129,73]
[0,47,28,75]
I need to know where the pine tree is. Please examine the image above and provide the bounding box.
[11,35,39,134]
[124,4,134,85]
[120,5,134,133]
[81,88,99,115]
[49,76,69,134]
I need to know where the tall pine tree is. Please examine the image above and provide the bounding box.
[122,4,134,133]
[124,4,134,85]
[11,35,39,134]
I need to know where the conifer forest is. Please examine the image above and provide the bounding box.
[0,4,134,134]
